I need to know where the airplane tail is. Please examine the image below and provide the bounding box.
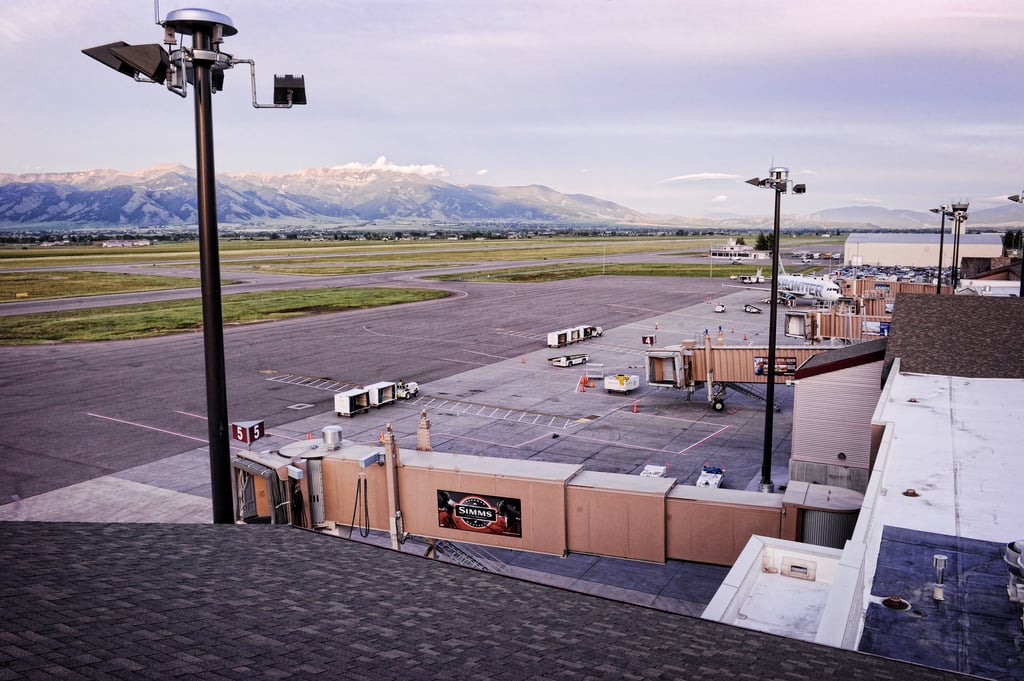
[777,260,787,277]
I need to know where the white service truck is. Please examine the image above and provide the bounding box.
[396,380,420,399]
[549,354,589,368]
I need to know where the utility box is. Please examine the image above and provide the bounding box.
[365,381,397,407]
[335,388,371,417]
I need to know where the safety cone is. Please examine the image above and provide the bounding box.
[521,356,526,363]
[307,433,313,440]
[655,321,659,330]
[743,332,748,340]
[633,401,638,413]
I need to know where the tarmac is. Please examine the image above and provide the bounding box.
[3,289,820,618]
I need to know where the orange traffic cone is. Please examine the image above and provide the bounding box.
[743,332,748,341]
[633,401,638,413]
[521,356,526,363]
[307,433,313,440]
[655,321,659,330]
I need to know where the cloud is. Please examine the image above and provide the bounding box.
[332,156,448,178]
[476,169,489,176]
[660,173,743,184]
[711,195,729,204]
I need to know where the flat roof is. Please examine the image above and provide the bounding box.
[865,370,1023,544]
[844,232,1003,245]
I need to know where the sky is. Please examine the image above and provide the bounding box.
[2,0,1023,217]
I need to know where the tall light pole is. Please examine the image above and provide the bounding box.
[929,205,951,294]
[745,167,805,493]
[1008,193,1024,297]
[948,202,969,290]
[84,9,306,523]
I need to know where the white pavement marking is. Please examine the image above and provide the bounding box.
[88,412,207,443]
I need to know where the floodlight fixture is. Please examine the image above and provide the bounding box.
[82,4,307,524]
[746,164,805,494]
[273,74,307,106]
[83,41,170,82]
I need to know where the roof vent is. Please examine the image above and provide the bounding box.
[322,425,342,450]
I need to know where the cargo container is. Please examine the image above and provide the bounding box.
[547,324,603,348]
[365,381,397,407]
[335,388,371,417]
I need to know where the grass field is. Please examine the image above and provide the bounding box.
[0,288,451,345]
[0,235,832,343]
[0,271,203,301]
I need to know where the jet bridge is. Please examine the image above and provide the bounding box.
[646,334,830,411]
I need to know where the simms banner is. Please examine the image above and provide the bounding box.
[437,490,522,537]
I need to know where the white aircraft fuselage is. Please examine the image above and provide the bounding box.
[777,272,842,302]
[725,265,843,303]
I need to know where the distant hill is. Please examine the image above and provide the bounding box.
[3,165,1023,231]
[0,165,648,229]
[809,204,1024,231]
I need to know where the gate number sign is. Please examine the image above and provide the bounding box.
[231,420,265,445]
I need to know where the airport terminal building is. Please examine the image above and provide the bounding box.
[844,232,1003,267]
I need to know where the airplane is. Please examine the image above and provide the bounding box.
[725,263,843,303]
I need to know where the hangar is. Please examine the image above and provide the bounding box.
[843,231,1003,267]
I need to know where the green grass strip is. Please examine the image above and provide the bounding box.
[0,271,202,301]
[0,287,450,344]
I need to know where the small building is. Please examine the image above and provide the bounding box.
[788,338,888,494]
[843,232,1002,267]
[709,238,766,261]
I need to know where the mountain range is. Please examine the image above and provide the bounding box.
[0,164,647,229]
[1,164,1023,231]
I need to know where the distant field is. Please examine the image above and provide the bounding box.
[224,263,453,276]
[431,262,761,282]
[0,288,451,345]
[0,236,718,269]
[0,235,829,342]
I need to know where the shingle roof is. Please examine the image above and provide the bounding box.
[884,294,1024,379]
[0,522,970,680]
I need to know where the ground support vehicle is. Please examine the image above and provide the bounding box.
[604,374,640,394]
